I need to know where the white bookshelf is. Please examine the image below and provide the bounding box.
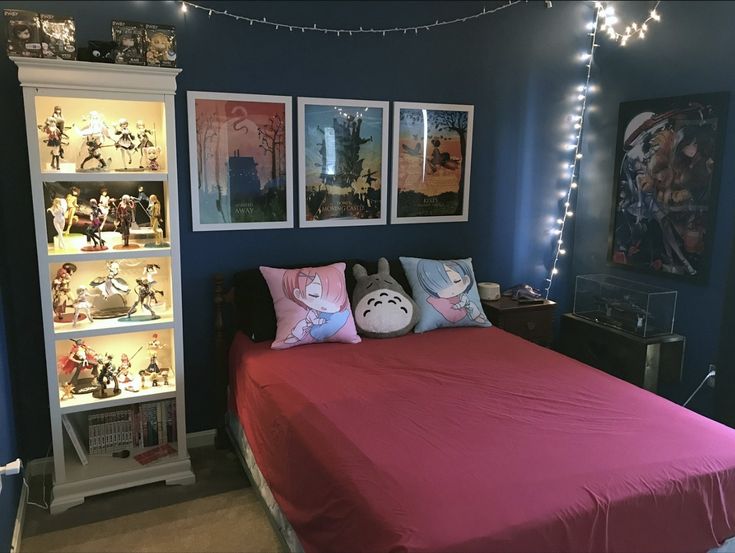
[14,57,195,514]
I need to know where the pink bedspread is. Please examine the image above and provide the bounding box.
[230,327,735,553]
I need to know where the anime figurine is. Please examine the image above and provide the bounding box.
[132,186,149,226]
[83,198,106,249]
[51,262,77,321]
[58,339,99,394]
[64,186,79,234]
[78,111,111,171]
[143,263,159,282]
[114,118,136,170]
[93,353,121,399]
[145,333,165,373]
[60,382,75,401]
[124,276,164,321]
[281,266,352,345]
[39,106,69,161]
[72,285,94,327]
[146,30,173,66]
[116,353,133,383]
[147,194,164,245]
[47,196,67,249]
[98,186,115,230]
[144,146,160,171]
[116,194,134,247]
[136,121,154,168]
[90,261,130,303]
[416,259,489,325]
[39,117,67,170]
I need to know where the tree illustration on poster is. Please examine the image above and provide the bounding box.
[187,91,293,231]
[391,102,473,224]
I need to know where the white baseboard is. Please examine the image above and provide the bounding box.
[24,428,216,478]
[10,477,28,553]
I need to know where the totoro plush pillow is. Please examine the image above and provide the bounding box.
[351,258,419,339]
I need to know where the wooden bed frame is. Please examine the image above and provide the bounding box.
[213,273,235,448]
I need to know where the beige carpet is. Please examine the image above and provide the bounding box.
[21,446,286,553]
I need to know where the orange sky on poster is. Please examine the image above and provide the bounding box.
[397,125,463,197]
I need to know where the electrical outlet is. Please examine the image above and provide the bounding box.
[707,364,716,388]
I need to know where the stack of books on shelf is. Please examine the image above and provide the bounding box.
[89,409,134,455]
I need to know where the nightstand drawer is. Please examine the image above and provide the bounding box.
[501,312,553,345]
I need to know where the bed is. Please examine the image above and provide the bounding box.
[213,274,735,553]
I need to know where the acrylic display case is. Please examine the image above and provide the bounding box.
[14,57,193,513]
[573,274,677,337]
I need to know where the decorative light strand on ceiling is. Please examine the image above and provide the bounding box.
[596,0,662,45]
[179,0,521,36]
[543,1,663,299]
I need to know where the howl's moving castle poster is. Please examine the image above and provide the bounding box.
[393,103,474,224]
[609,92,728,279]
[299,99,388,227]
[188,92,292,231]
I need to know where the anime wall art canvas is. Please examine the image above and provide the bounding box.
[298,98,388,227]
[609,92,729,280]
[187,91,293,231]
[392,102,474,224]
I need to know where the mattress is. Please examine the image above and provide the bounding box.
[230,327,735,553]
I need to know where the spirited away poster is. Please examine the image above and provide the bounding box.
[609,92,728,280]
[298,98,389,227]
[392,102,474,224]
[187,91,293,231]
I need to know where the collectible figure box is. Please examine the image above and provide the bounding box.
[112,20,146,65]
[5,9,42,58]
[573,274,677,337]
[145,23,176,67]
[40,13,76,60]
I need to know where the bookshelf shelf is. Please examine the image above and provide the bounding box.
[15,57,193,513]
[60,386,176,414]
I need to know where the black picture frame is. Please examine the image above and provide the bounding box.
[607,92,730,282]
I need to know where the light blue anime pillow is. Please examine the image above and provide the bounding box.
[399,256,492,333]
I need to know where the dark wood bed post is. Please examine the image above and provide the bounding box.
[213,273,230,449]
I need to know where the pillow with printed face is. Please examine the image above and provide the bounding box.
[260,263,361,350]
[399,256,492,333]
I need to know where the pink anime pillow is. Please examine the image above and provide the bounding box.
[259,263,361,350]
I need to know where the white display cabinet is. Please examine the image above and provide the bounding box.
[13,58,194,513]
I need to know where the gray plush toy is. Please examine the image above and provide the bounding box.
[352,258,419,338]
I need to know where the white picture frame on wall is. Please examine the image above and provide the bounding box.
[391,101,474,224]
[187,90,293,231]
[297,97,389,228]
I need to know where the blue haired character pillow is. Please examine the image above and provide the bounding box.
[399,257,491,333]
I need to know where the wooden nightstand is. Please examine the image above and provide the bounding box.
[482,297,556,346]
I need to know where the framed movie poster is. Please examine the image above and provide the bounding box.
[298,97,389,227]
[392,102,474,224]
[187,91,293,231]
[609,92,729,280]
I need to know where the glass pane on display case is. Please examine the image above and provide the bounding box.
[35,95,166,174]
[44,180,170,254]
[49,256,173,334]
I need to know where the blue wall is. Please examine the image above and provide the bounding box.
[0,1,730,459]
[0,285,19,552]
[571,0,735,415]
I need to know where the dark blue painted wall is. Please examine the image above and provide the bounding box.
[571,0,735,415]
[0,1,730,461]
[0,285,19,553]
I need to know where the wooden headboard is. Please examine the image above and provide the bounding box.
[213,273,235,447]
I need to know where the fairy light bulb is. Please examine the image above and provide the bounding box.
[181,2,187,12]
[552,268,559,275]
[571,182,578,188]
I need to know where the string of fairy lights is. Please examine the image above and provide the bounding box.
[177,1,663,297]
[544,1,663,298]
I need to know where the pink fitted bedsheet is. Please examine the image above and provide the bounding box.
[230,326,735,553]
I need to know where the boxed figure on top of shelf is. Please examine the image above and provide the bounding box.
[4,9,41,58]
[112,20,146,66]
[93,353,121,399]
[144,24,176,67]
[52,262,77,322]
[39,13,76,60]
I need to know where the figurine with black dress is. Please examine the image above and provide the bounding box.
[82,198,106,250]
[93,353,121,399]
[115,194,136,248]
[122,276,163,321]
[114,118,136,170]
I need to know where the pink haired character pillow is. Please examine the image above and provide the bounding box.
[259,263,361,350]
